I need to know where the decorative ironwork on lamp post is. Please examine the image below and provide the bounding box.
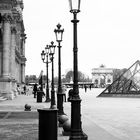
[41,45,51,102]
[49,41,56,109]
[68,0,88,139]
[54,23,65,115]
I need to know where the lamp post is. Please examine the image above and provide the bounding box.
[41,45,51,102]
[49,41,56,109]
[54,23,65,115]
[68,0,88,139]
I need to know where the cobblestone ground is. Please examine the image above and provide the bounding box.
[0,91,69,140]
[0,119,38,140]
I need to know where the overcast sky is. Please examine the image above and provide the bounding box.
[23,0,140,78]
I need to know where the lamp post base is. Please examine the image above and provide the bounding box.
[45,98,51,102]
[69,131,88,140]
[57,93,65,115]
[70,98,88,140]
[50,104,57,109]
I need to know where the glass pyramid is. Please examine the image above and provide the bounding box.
[98,60,140,96]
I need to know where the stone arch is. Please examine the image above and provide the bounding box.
[92,67,113,88]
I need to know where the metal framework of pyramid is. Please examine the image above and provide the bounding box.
[98,60,140,97]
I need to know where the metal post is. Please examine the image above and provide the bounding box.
[45,54,51,102]
[57,42,65,115]
[50,55,56,109]
[69,12,88,140]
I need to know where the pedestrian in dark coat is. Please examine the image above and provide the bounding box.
[84,85,87,93]
[33,83,38,98]
[89,84,92,90]
[23,85,26,95]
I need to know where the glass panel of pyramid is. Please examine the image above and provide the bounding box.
[99,60,140,95]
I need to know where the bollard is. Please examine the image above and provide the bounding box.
[37,91,43,102]
[58,114,69,127]
[62,119,71,136]
[24,104,31,111]
[38,108,58,140]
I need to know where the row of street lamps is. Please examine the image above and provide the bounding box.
[41,45,51,102]
[41,23,64,111]
[41,41,56,109]
[41,0,88,139]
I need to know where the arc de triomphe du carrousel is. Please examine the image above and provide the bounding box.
[0,0,26,99]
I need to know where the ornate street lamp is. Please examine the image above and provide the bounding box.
[49,41,56,109]
[54,23,64,42]
[41,45,51,102]
[69,0,81,13]
[68,0,88,139]
[54,23,65,115]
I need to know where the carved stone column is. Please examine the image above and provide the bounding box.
[21,64,25,83]
[21,33,26,83]
[11,26,16,79]
[21,33,26,55]
[2,14,12,78]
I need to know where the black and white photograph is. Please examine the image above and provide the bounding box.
[0,0,140,140]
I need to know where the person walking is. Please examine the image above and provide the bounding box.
[26,86,30,96]
[89,84,92,90]
[33,83,38,98]
[17,84,20,95]
[84,85,87,93]
[23,85,26,95]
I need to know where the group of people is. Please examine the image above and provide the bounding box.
[16,82,46,98]
[32,83,45,98]
[16,84,31,95]
[84,84,92,92]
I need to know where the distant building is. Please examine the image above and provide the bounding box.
[0,0,26,99]
[91,65,113,88]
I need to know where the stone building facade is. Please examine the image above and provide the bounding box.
[0,0,26,99]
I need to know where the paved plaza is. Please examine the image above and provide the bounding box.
[78,88,140,140]
[0,88,140,140]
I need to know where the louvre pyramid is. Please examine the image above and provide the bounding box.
[98,60,140,97]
